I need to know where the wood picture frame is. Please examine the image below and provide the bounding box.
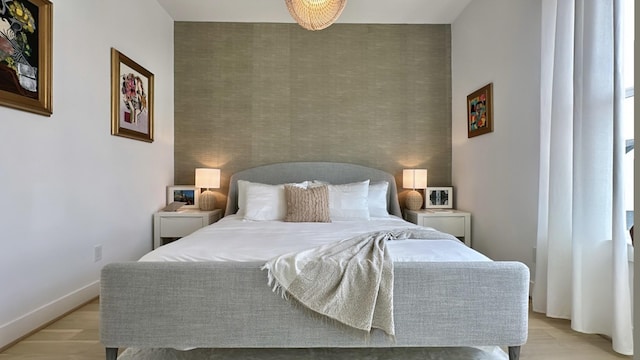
[110,48,154,142]
[0,0,53,116]
[167,185,198,209]
[425,187,453,209]
[467,83,493,138]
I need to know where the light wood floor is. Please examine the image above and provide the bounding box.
[0,297,632,360]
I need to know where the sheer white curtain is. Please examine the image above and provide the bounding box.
[533,0,633,355]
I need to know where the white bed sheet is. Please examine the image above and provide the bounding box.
[140,214,490,263]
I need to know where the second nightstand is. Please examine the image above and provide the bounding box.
[153,209,222,249]
[405,209,472,247]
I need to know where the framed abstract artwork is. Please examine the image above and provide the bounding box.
[0,0,53,116]
[110,48,154,142]
[425,187,453,209]
[467,83,493,138]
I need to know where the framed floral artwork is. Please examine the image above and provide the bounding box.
[0,0,53,116]
[110,48,154,142]
[467,83,493,138]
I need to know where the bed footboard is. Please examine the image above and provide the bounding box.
[100,261,529,351]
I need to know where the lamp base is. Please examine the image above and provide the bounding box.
[199,190,216,211]
[405,190,423,210]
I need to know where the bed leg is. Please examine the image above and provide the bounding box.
[106,347,118,360]
[508,346,520,360]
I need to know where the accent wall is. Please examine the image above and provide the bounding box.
[173,23,452,211]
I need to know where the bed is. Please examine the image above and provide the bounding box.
[100,162,529,360]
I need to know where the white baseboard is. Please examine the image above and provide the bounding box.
[0,280,100,349]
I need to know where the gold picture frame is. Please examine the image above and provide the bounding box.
[0,0,53,116]
[467,83,493,138]
[110,48,154,142]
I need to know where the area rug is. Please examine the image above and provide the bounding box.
[118,346,509,360]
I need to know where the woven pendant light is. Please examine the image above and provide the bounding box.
[285,0,347,31]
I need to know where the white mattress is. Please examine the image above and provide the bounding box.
[140,214,490,263]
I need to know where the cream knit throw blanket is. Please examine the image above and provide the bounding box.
[262,228,458,337]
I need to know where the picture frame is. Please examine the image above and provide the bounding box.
[166,185,198,209]
[467,83,493,138]
[425,187,453,209]
[110,48,154,142]
[0,0,53,116]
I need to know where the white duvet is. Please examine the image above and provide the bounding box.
[140,214,490,263]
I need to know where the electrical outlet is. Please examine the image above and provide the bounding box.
[94,245,102,262]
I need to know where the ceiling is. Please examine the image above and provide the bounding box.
[156,0,473,24]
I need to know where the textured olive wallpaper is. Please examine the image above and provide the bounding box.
[174,22,452,210]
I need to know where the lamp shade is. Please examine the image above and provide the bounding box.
[285,0,347,31]
[195,168,220,189]
[402,169,428,189]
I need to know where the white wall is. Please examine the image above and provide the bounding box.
[451,0,541,273]
[0,0,174,348]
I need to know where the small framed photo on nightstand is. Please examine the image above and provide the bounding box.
[167,185,198,209]
[425,187,453,209]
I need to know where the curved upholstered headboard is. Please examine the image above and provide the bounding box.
[225,162,402,217]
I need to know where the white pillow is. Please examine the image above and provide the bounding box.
[244,182,286,221]
[328,180,370,220]
[310,180,329,187]
[236,180,250,216]
[237,180,308,219]
[368,181,389,217]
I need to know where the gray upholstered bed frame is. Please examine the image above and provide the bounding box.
[223,162,403,217]
[100,162,529,360]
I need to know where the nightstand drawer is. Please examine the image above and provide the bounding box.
[420,217,465,237]
[153,209,222,249]
[405,209,471,247]
[159,217,203,237]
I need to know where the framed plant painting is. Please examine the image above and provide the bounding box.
[425,187,453,209]
[111,48,154,142]
[467,83,493,138]
[0,0,53,116]
[167,186,198,209]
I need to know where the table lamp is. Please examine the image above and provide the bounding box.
[403,169,427,210]
[195,168,220,211]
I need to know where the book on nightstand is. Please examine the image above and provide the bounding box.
[161,202,186,212]
[427,209,454,213]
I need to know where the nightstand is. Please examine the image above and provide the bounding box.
[153,209,222,249]
[404,209,471,247]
